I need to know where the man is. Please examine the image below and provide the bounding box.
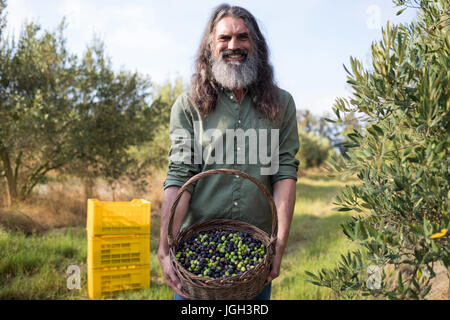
[158,4,299,300]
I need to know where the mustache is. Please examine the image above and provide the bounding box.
[219,48,249,59]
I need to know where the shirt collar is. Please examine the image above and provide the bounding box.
[219,86,249,98]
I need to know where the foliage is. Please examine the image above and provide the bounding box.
[297,109,360,160]
[0,0,6,37]
[129,78,185,172]
[296,110,339,170]
[306,0,449,299]
[296,128,334,171]
[63,38,156,195]
[297,109,342,145]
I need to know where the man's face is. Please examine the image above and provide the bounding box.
[213,16,253,63]
[210,16,258,90]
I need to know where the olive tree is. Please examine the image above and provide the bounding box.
[0,21,78,201]
[306,0,449,299]
[0,18,164,203]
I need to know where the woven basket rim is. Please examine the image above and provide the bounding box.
[168,168,278,247]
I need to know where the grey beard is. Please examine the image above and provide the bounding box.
[211,51,258,90]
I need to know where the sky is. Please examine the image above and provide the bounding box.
[4,0,419,116]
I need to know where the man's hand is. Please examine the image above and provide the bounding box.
[158,251,188,298]
[266,240,286,283]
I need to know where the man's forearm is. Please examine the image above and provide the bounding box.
[264,178,296,283]
[272,178,297,249]
[157,186,191,298]
[158,186,191,256]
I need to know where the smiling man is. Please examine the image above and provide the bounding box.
[158,4,300,300]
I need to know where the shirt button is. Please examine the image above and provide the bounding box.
[235,175,239,178]
[230,96,234,100]
[238,120,241,124]
[234,202,238,206]
[237,147,241,151]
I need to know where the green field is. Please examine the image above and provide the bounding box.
[0,172,355,300]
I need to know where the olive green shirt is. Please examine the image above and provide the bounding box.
[163,87,299,234]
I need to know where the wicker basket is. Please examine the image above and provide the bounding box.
[168,168,278,300]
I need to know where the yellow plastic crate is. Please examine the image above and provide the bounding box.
[88,265,150,299]
[87,199,151,237]
[88,235,150,269]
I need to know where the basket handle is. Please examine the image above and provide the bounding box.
[167,168,278,248]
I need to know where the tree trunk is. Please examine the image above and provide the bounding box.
[3,176,11,207]
[84,177,95,202]
[0,147,17,203]
[111,185,116,201]
[109,180,117,201]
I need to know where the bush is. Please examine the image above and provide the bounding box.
[297,129,333,171]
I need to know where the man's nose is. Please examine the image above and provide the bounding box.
[228,37,239,50]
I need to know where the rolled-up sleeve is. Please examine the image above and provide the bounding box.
[270,93,300,185]
[163,93,201,194]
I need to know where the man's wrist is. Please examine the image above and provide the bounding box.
[275,236,288,251]
[158,243,170,259]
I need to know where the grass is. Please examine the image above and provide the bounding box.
[0,172,356,300]
[0,227,88,299]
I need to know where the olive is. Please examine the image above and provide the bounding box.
[176,229,267,279]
